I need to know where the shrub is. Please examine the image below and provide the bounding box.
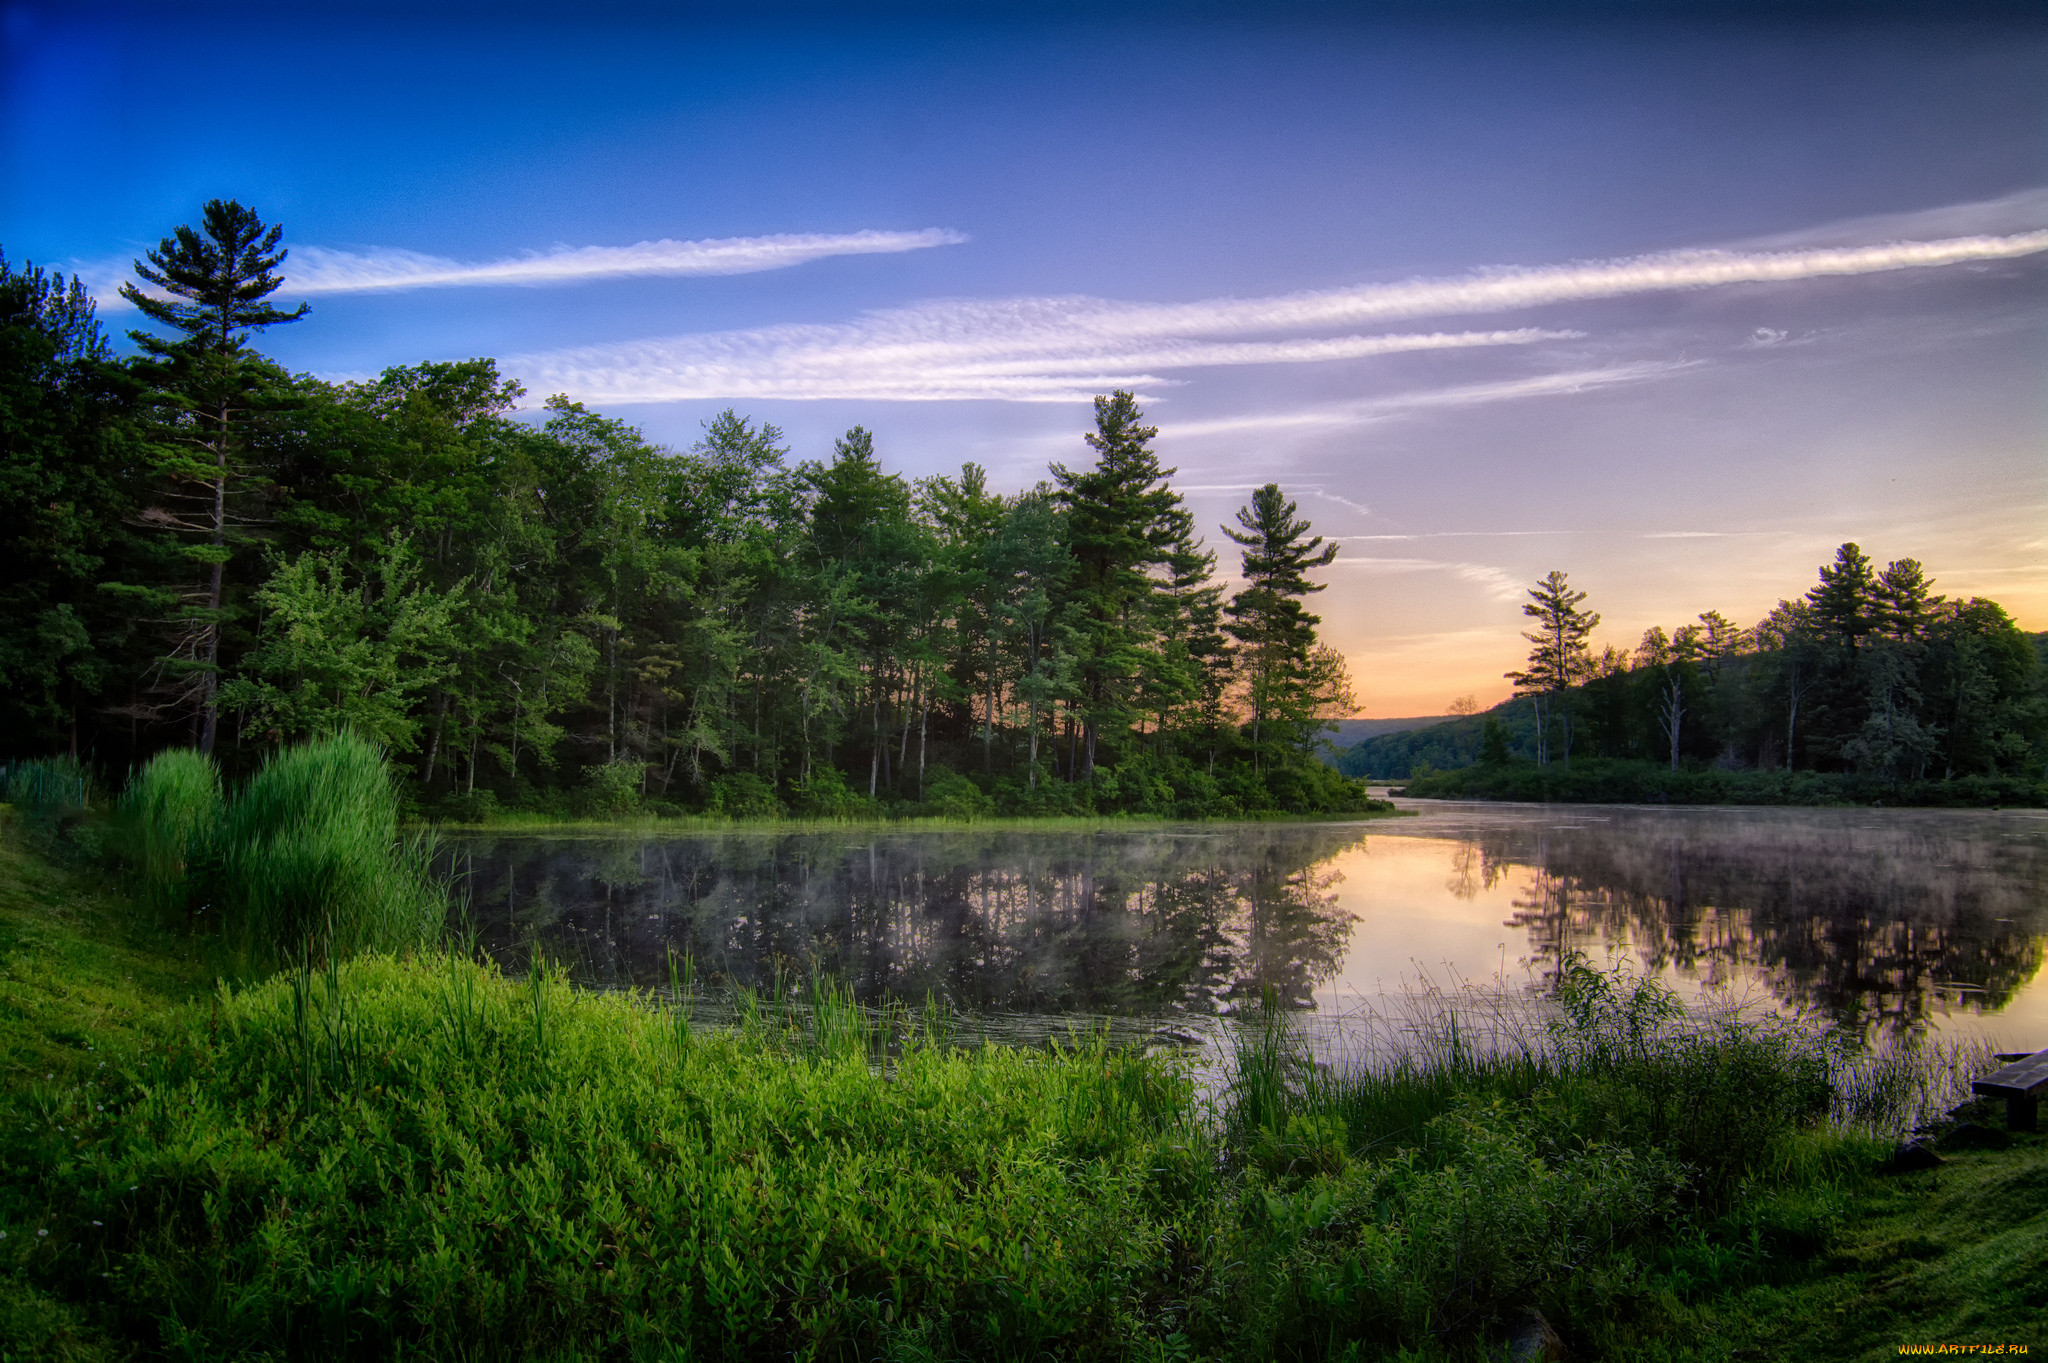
[788,765,873,819]
[920,767,994,820]
[705,770,782,818]
[579,757,645,816]
[117,749,222,922]
[216,732,445,967]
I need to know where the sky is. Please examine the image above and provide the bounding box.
[5,2,2044,716]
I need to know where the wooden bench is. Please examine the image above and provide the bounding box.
[1972,1050,2048,1132]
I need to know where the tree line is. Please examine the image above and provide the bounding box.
[1,201,1369,818]
[1347,553,2044,790]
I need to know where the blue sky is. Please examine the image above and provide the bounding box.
[6,3,2044,712]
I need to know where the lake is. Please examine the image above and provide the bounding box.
[443,802,2048,1051]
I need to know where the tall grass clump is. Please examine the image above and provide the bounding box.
[2,754,94,854]
[217,731,446,967]
[118,748,222,923]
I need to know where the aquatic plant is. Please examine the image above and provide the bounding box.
[117,748,222,923]
[216,731,445,966]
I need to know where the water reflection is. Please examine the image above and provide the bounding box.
[447,825,1364,1015]
[444,807,2048,1040]
[1378,806,2048,1037]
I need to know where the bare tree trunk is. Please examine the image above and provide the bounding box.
[1027,697,1039,790]
[1785,685,1800,773]
[1659,673,1685,772]
[197,418,228,756]
[869,687,881,799]
[422,690,450,785]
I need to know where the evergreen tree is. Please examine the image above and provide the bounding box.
[1507,570,1599,766]
[1049,391,1191,779]
[0,252,147,756]
[1223,484,1342,770]
[120,199,309,752]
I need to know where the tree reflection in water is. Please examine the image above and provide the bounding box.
[445,824,1366,1016]
[1425,809,2048,1037]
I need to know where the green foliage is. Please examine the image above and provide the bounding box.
[578,757,645,816]
[921,767,995,820]
[1402,756,2048,807]
[217,539,466,752]
[704,769,781,818]
[0,252,150,754]
[213,732,445,967]
[3,952,1201,1360]
[1478,714,1511,765]
[788,765,876,819]
[116,749,221,922]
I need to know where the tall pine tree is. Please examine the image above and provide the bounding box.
[1049,391,1191,779]
[121,199,308,753]
[1223,484,1342,770]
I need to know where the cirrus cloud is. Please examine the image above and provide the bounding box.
[506,227,2048,405]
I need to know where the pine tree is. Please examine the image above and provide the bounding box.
[1223,484,1342,770]
[121,199,309,752]
[1507,570,1599,766]
[1049,391,1190,779]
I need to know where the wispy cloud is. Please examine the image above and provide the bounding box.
[1165,362,1695,437]
[508,223,2044,404]
[90,229,968,308]
[1736,187,2048,251]
[1330,556,1526,602]
[516,321,1571,404]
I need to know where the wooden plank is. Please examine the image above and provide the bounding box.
[1972,1047,2047,1133]
[1971,1049,2048,1099]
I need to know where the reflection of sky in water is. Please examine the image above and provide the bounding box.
[1320,805,2048,1046]
[448,805,2048,1047]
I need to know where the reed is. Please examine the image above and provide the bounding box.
[216,731,446,967]
[117,748,222,923]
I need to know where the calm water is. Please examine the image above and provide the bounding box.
[443,802,2048,1047]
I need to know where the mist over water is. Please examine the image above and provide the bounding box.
[447,805,2048,1046]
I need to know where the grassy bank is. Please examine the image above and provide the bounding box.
[1399,757,2048,808]
[1,805,2042,1358]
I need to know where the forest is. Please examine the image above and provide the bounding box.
[0,202,1370,820]
[1340,557,2048,803]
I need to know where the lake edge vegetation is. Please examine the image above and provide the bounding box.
[3,757,2044,1361]
[1339,553,2046,806]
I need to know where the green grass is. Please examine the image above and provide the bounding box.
[1657,1100,2048,1362]
[115,750,221,925]
[0,818,2042,1360]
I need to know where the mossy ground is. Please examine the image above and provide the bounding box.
[1691,1109,2048,1361]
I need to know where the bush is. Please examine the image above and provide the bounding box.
[215,732,446,967]
[579,758,645,816]
[434,787,498,823]
[920,767,994,820]
[788,765,874,819]
[117,749,222,922]
[705,770,782,818]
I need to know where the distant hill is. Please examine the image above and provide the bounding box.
[1321,716,1450,750]
[1327,699,1540,779]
